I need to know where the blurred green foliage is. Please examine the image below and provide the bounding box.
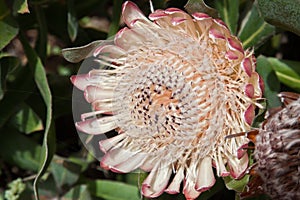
[0,0,299,200]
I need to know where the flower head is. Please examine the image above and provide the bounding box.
[242,92,300,200]
[71,1,263,199]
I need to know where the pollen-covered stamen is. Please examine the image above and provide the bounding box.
[113,62,201,154]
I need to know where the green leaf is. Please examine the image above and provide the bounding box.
[62,185,91,200]
[13,0,30,14]
[214,0,239,34]
[19,34,55,200]
[256,56,281,108]
[0,0,19,50]
[238,4,275,49]
[62,40,106,63]
[88,180,140,200]
[257,0,300,36]
[223,174,249,192]
[184,0,219,18]
[10,103,44,134]
[50,156,81,188]
[67,0,78,42]
[117,171,147,186]
[267,58,300,92]
[0,127,41,171]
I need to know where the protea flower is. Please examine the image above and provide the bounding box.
[71,1,263,199]
[241,92,300,200]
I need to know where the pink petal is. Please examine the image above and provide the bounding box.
[76,116,117,135]
[228,37,243,52]
[91,101,114,113]
[237,144,248,159]
[99,134,126,153]
[213,18,228,29]
[165,167,184,194]
[244,104,255,125]
[149,10,168,20]
[194,19,213,37]
[100,147,137,170]
[165,7,184,14]
[171,17,186,26]
[140,156,157,172]
[165,7,192,22]
[122,1,150,28]
[183,161,201,200]
[215,152,230,177]
[93,45,126,58]
[245,83,254,98]
[71,74,90,91]
[84,85,114,103]
[249,72,264,97]
[192,12,211,20]
[227,153,248,179]
[195,157,216,192]
[80,110,112,121]
[114,27,144,50]
[209,28,225,39]
[251,54,257,66]
[241,57,253,77]
[225,50,239,60]
[111,153,147,173]
[183,177,201,200]
[258,74,264,96]
[148,10,173,28]
[142,163,172,198]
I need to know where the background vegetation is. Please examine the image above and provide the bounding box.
[0,0,299,199]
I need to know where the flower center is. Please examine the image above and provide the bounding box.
[109,30,247,159]
[114,63,201,140]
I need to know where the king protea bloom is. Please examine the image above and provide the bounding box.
[71,1,263,199]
